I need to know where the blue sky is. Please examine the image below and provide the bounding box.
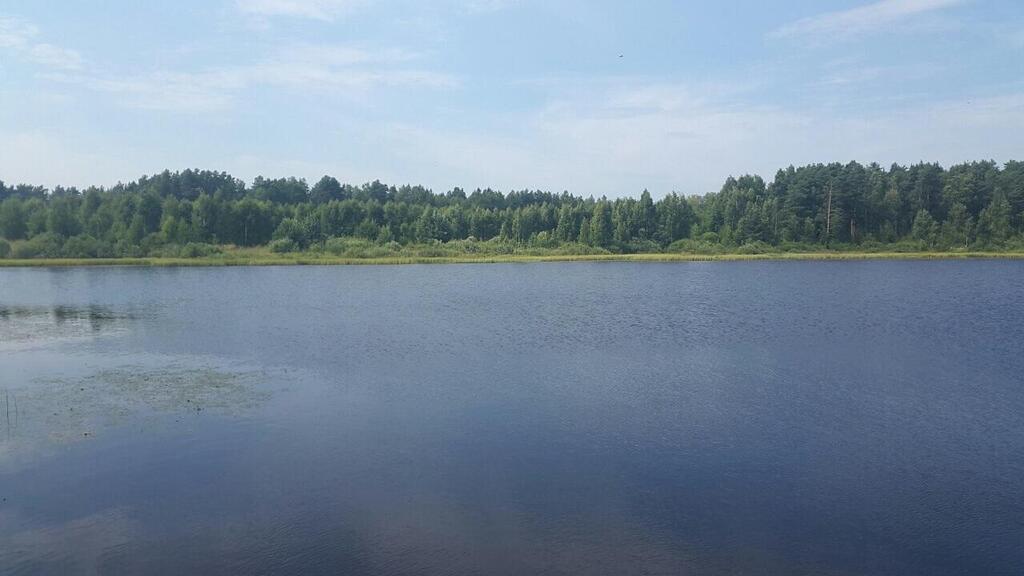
[1,0,1022,196]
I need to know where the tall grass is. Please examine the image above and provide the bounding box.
[2,249,1023,268]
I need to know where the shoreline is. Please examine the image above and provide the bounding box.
[2,251,1023,268]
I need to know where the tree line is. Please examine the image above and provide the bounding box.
[1,160,1022,259]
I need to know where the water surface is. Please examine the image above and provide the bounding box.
[1,262,1022,575]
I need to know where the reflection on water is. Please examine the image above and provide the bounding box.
[0,305,134,346]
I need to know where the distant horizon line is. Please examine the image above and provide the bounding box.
[2,158,1020,198]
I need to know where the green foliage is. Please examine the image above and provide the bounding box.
[0,238,9,258]
[156,242,225,258]
[0,161,1022,260]
[273,218,308,249]
[0,199,28,240]
[590,202,613,247]
[911,209,938,247]
[11,232,63,259]
[324,237,395,258]
[268,238,299,253]
[62,235,114,258]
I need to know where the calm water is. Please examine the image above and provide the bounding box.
[1,262,1022,575]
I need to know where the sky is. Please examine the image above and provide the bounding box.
[1,0,1022,197]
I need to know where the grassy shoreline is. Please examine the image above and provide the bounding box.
[2,251,1023,267]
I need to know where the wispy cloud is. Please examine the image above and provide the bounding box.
[28,43,84,71]
[5,11,454,113]
[235,0,518,21]
[771,0,965,40]
[0,15,37,48]
[812,57,943,88]
[463,0,519,14]
[94,44,455,112]
[96,71,245,112]
[376,77,1024,196]
[234,0,366,21]
[0,15,84,70]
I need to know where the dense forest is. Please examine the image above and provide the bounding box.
[1,160,1023,259]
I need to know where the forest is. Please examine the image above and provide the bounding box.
[1,160,1022,260]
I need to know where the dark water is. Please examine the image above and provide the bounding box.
[1,262,1022,575]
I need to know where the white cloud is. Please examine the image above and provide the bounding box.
[93,44,455,112]
[771,0,965,40]
[0,16,37,48]
[97,70,245,112]
[234,0,367,21]
[812,58,943,88]
[463,0,519,14]
[0,15,85,72]
[28,43,84,71]
[235,0,517,21]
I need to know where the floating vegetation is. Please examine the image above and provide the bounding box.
[66,365,270,414]
[3,364,272,457]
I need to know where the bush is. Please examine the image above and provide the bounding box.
[668,238,725,254]
[444,238,485,254]
[268,238,299,253]
[409,243,450,258]
[135,233,164,256]
[777,241,819,253]
[619,239,662,254]
[549,242,610,256]
[114,239,144,258]
[474,239,515,255]
[529,231,557,248]
[736,241,774,254]
[324,237,375,257]
[11,233,63,259]
[180,243,222,258]
[272,218,308,249]
[0,238,9,258]
[62,235,114,258]
[150,242,223,258]
[1004,236,1024,251]
[323,235,399,258]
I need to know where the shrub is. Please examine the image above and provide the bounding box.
[668,238,725,254]
[272,218,308,248]
[736,241,774,254]
[0,238,9,258]
[619,239,662,254]
[11,233,63,259]
[268,238,299,253]
[550,242,610,256]
[410,244,449,258]
[1005,236,1024,251]
[324,237,376,257]
[444,239,485,254]
[114,239,144,258]
[62,235,110,258]
[180,243,222,258]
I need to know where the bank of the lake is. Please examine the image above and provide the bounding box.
[2,250,1024,267]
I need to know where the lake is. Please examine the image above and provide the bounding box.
[1,261,1022,575]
